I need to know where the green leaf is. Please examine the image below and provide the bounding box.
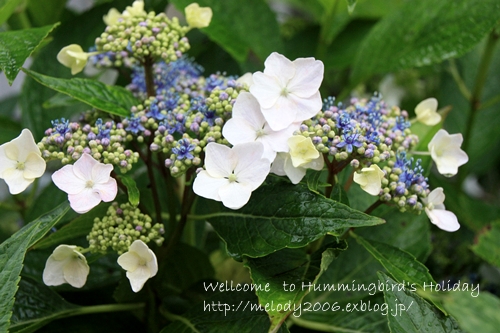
[330,183,350,207]
[378,272,463,333]
[200,182,384,259]
[442,291,500,333]
[245,241,347,331]
[42,93,86,109]
[171,0,283,63]
[0,0,23,25]
[116,175,140,207]
[26,0,66,26]
[350,0,500,84]
[0,24,59,85]
[471,220,500,267]
[0,202,69,333]
[161,291,289,333]
[22,69,137,117]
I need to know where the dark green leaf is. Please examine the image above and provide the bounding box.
[0,0,24,25]
[351,0,500,83]
[0,202,69,333]
[245,241,346,331]
[42,93,86,109]
[200,182,383,259]
[116,175,140,207]
[471,220,500,267]
[22,69,137,117]
[0,24,59,85]
[378,272,463,333]
[26,0,66,26]
[171,0,283,62]
[330,183,350,206]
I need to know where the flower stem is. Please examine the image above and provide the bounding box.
[145,139,163,224]
[364,199,383,215]
[448,58,471,101]
[143,56,156,98]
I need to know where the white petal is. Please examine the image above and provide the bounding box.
[231,92,266,126]
[250,72,282,109]
[0,145,17,175]
[73,153,99,181]
[283,157,306,184]
[415,98,441,126]
[127,265,152,292]
[52,165,86,195]
[232,142,270,189]
[3,168,33,195]
[263,122,300,153]
[68,188,102,213]
[288,57,324,98]
[193,170,227,201]
[425,208,460,232]
[292,91,322,123]
[204,143,234,178]
[24,152,46,179]
[15,129,41,161]
[93,178,117,202]
[222,118,259,145]
[262,52,295,86]
[63,254,89,288]
[260,95,299,131]
[117,251,140,272]
[43,256,67,286]
[270,153,287,176]
[218,182,253,210]
[129,240,155,263]
[427,187,445,205]
[91,162,114,184]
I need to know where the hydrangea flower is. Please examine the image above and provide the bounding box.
[271,151,323,184]
[0,129,46,195]
[222,92,298,161]
[103,8,121,26]
[123,0,147,17]
[117,240,158,293]
[185,3,213,29]
[42,245,89,288]
[415,97,441,126]
[421,187,460,232]
[193,142,270,209]
[250,52,324,131]
[288,136,320,167]
[51,153,117,213]
[57,44,97,75]
[353,164,385,196]
[428,129,468,177]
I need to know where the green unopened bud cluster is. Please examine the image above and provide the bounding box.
[87,202,164,254]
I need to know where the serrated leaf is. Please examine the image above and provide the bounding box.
[0,0,24,25]
[171,0,283,63]
[22,69,137,117]
[351,0,500,83]
[199,182,384,259]
[471,220,500,267]
[378,272,463,333]
[116,175,140,207]
[245,241,346,331]
[0,202,69,333]
[0,24,59,85]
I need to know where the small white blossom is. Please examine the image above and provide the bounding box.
[271,152,323,184]
[193,142,270,209]
[415,98,441,126]
[51,153,117,214]
[288,136,320,168]
[422,187,460,232]
[185,3,213,29]
[250,52,324,131]
[123,0,146,17]
[43,245,89,288]
[57,44,97,75]
[353,164,385,196]
[428,129,468,177]
[117,240,158,293]
[222,92,298,161]
[103,8,121,26]
[0,129,46,195]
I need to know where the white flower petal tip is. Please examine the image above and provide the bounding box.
[0,129,46,195]
[103,8,121,26]
[42,245,89,288]
[288,136,320,168]
[271,151,323,185]
[250,52,324,131]
[353,164,385,196]
[193,142,271,209]
[422,188,460,232]
[51,153,117,214]
[123,1,147,17]
[428,129,468,177]
[117,240,158,293]
[185,3,213,29]
[236,73,254,87]
[415,97,441,126]
[57,44,92,75]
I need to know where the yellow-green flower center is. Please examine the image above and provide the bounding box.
[85,180,94,188]
[228,173,237,182]
[16,161,25,170]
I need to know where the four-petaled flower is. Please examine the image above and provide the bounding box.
[43,245,90,288]
[250,52,324,131]
[421,187,460,232]
[222,92,298,161]
[185,3,213,29]
[117,240,158,292]
[415,97,441,126]
[353,164,385,196]
[193,142,270,209]
[52,153,118,213]
[288,136,320,167]
[0,129,46,195]
[428,129,468,177]
[57,44,98,75]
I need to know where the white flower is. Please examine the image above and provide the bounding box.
[0,129,46,195]
[422,187,460,232]
[103,8,121,26]
[51,153,118,214]
[193,142,270,209]
[57,44,97,75]
[250,52,324,131]
[428,129,468,177]
[353,164,385,196]
[415,97,441,126]
[271,152,323,184]
[222,92,298,161]
[236,72,254,87]
[43,245,89,288]
[123,0,146,17]
[117,240,158,293]
[185,3,213,28]
[288,136,320,167]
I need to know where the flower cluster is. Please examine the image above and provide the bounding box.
[87,202,164,255]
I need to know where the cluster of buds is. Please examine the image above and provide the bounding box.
[38,118,139,173]
[87,202,164,255]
